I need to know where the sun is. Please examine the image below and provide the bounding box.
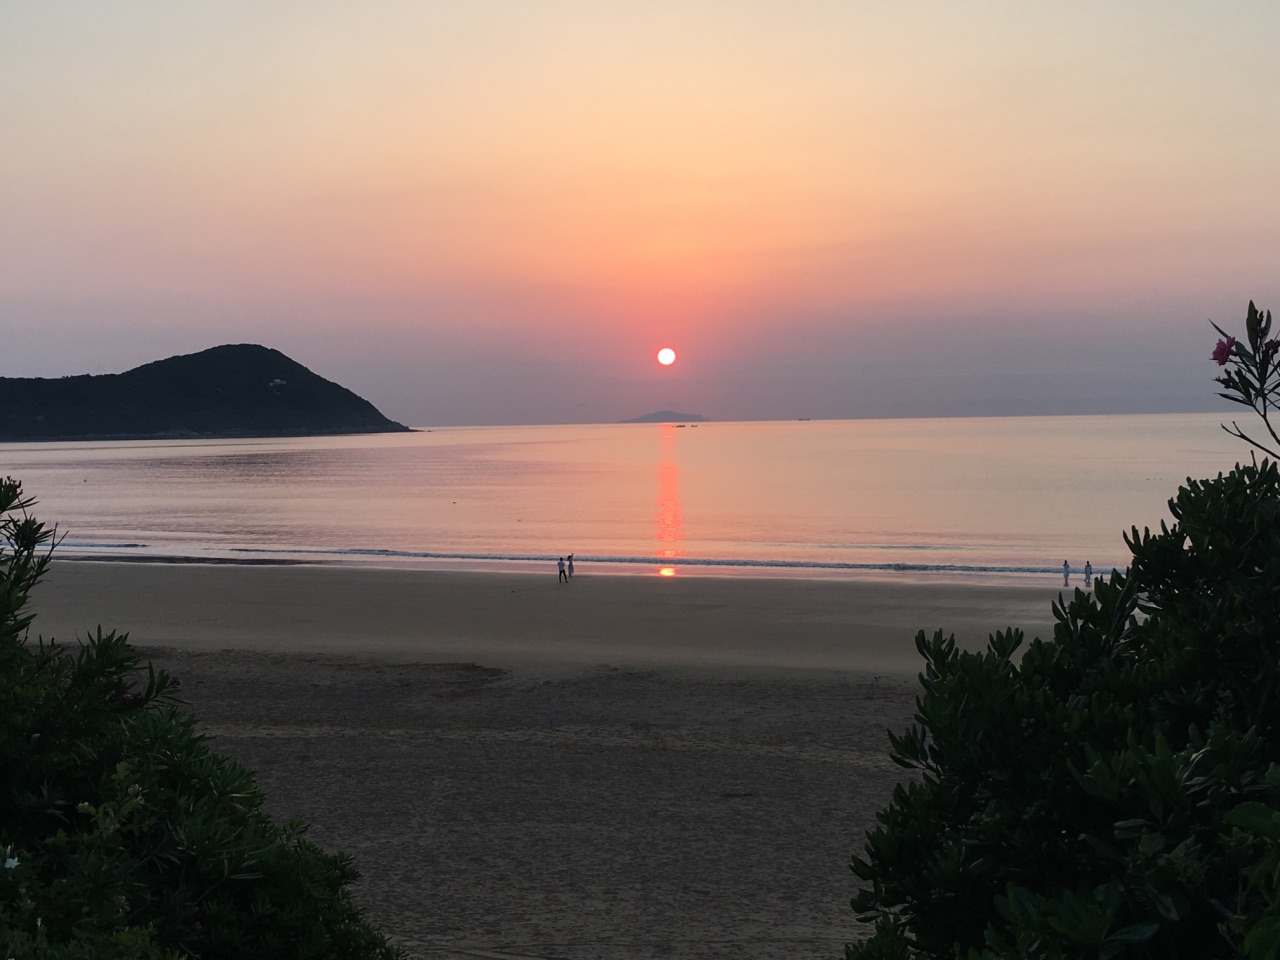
[656,347,676,366]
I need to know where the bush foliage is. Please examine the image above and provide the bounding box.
[0,478,402,959]
[849,304,1280,959]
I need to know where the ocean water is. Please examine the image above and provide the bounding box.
[0,413,1248,582]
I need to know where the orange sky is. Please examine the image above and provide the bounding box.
[2,3,1279,423]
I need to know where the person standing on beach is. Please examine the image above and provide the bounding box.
[1084,560,1093,586]
[557,557,568,583]
[1062,560,1070,586]
[567,554,574,578]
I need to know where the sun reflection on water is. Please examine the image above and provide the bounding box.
[654,423,683,577]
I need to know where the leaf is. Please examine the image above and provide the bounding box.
[1224,802,1280,839]
[1107,923,1160,944]
[1243,915,1280,959]
[1138,833,1166,855]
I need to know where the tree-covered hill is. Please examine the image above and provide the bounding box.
[0,344,410,441]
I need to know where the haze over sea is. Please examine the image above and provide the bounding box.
[3,412,1245,583]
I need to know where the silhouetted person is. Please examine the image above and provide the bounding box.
[557,557,568,583]
[567,554,574,578]
[1062,560,1070,586]
[1084,560,1093,586]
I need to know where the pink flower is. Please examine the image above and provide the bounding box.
[1213,336,1237,365]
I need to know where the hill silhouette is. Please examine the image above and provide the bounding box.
[620,410,708,423]
[0,344,411,441]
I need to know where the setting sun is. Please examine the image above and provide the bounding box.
[656,347,676,366]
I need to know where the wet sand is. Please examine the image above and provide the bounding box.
[32,562,1062,675]
[30,562,1066,959]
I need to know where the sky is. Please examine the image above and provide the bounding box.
[2,2,1279,426]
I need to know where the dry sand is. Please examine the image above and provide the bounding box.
[31,562,1068,960]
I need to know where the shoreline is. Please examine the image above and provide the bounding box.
[54,548,1103,586]
[32,560,1068,676]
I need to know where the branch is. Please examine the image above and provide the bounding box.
[1222,421,1280,461]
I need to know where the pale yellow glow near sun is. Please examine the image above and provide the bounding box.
[657,347,676,366]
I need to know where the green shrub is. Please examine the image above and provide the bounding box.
[848,304,1280,959]
[0,478,402,959]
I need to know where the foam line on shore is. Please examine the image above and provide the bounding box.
[58,539,1116,579]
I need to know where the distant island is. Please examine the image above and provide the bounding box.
[620,410,708,424]
[0,344,411,442]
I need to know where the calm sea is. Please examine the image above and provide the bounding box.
[0,413,1247,582]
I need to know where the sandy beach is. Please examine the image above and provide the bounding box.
[30,562,1066,959]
